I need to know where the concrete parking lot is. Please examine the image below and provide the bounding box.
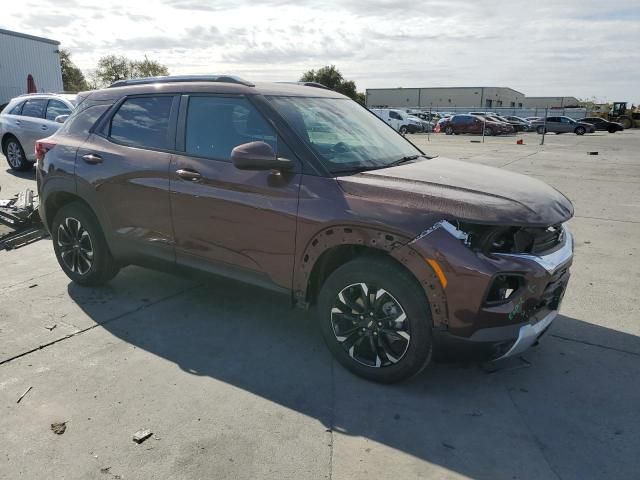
[1,131,639,480]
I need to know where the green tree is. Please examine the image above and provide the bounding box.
[94,55,169,87]
[134,56,170,78]
[300,65,365,104]
[59,49,88,92]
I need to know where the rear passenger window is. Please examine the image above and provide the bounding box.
[21,99,47,118]
[110,96,173,150]
[46,100,72,121]
[185,96,276,161]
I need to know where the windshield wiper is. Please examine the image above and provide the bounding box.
[386,154,422,168]
[331,155,425,175]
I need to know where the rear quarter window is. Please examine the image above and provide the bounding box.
[7,101,25,115]
[58,103,112,137]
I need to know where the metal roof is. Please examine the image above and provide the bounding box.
[0,28,60,46]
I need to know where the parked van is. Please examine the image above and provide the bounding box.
[370,108,422,134]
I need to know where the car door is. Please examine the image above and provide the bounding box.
[389,111,402,131]
[169,94,301,291]
[75,95,178,263]
[469,116,483,134]
[587,118,602,130]
[560,117,576,133]
[16,98,49,158]
[546,117,560,132]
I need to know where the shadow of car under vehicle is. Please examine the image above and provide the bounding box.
[67,267,640,480]
[3,166,36,179]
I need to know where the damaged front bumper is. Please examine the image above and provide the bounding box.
[495,310,557,360]
[409,222,573,360]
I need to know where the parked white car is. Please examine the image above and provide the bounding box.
[0,93,76,171]
[370,108,422,134]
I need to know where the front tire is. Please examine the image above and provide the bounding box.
[484,127,494,136]
[317,257,433,383]
[444,126,454,135]
[399,125,408,135]
[575,126,586,135]
[3,136,31,171]
[52,202,120,286]
[536,126,545,134]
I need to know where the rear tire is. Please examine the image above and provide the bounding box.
[317,257,433,383]
[52,202,120,286]
[3,136,31,171]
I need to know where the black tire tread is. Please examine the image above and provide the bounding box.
[317,256,433,383]
[3,136,31,171]
[51,202,119,286]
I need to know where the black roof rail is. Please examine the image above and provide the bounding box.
[277,81,331,90]
[108,75,255,88]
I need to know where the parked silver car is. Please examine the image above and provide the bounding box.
[0,93,76,170]
[531,116,596,136]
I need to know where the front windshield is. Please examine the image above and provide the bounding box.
[267,96,423,174]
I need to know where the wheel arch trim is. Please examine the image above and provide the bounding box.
[293,225,449,328]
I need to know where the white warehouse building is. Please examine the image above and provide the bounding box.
[366,87,526,110]
[523,96,580,108]
[0,28,63,107]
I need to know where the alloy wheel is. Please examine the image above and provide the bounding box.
[330,283,411,368]
[6,141,23,168]
[57,217,94,275]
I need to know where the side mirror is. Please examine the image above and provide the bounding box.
[231,141,293,171]
[55,115,69,123]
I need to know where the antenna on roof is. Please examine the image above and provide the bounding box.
[277,81,331,90]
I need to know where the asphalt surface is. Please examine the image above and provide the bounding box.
[1,130,639,480]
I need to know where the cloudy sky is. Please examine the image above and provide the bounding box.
[3,0,640,102]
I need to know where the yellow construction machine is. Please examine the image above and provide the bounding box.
[591,102,639,129]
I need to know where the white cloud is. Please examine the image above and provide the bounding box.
[2,0,639,103]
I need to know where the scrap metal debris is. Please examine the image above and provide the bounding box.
[16,386,32,404]
[51,421,67,435]
[132,429,153,444]
[0,188,48,251]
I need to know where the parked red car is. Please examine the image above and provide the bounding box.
[440,114,511,136]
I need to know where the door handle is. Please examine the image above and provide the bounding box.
[15,120,21,126]
[176,168,202,182]
[41,125,48,130]
[82,153,103,164]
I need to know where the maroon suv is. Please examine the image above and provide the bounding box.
[441,114,512,136]
[37,76,574,383]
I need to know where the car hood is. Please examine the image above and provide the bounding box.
[337,157,574,226]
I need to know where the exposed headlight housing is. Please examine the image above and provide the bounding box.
[458,223,564,255]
